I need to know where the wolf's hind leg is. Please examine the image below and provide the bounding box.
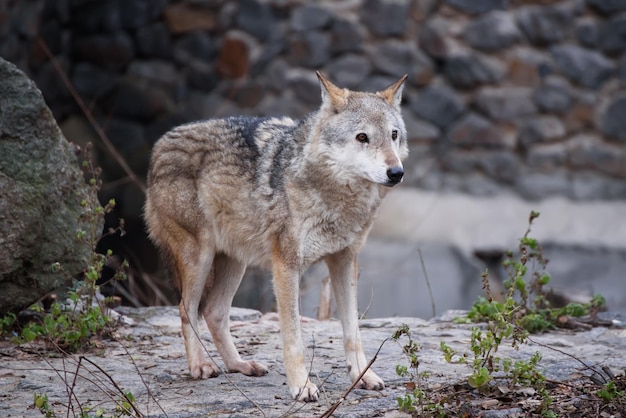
[202,254,268,376]
[178,246,220,379]
[326,249,385,391]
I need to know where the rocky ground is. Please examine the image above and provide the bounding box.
[1,306,625,417]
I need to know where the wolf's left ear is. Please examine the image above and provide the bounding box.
[317,71,348,110]
[378,74,408,110]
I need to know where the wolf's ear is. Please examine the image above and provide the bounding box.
[317,71,348,110]
[378,74,408,110]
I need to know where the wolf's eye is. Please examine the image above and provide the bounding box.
[356,133,369,143]
[392,130,398,140]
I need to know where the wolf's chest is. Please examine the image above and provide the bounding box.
[296,197,380,266]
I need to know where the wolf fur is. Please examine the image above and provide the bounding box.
[144,72,408,402]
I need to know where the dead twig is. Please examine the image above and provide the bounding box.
[318,337,391,418]
[418,248,436,318]
[36,38,146,194]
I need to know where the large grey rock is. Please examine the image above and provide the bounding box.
[360,0,410,37]
[0,58,92,314]
[598,13,626,56]
[532,76,572,113]
[290,4,332,32]
[473,86,537,122]
[369,40,434,86]
[518,115,565,149]
[444,0,508,14]
[446,112,505,148]
[410,85,465,129]
[516,5,573,46]
[443,52,500,89]
[600,93,626,142]
[551,44,615,89]
[587,0,626,15]
[463,11,521,52]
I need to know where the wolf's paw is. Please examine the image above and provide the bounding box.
[355,370,385,391]
[190,362,220,379]
[228,360,269,376]
[289,380,319,402]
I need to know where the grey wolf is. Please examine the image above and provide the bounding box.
[144,72,408,401]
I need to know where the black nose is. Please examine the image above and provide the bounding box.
[386,166,404,183]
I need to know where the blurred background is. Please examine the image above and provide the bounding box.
[2,0,625,318]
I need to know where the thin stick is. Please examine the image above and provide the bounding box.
[418,248,436,318]
[318,337,391,418]
[36,38,146,194]
[80,356,144,416]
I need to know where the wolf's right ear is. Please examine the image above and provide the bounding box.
[378,74,408,110]
[317,71,348,111]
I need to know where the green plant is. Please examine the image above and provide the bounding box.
[34,393,55,417]
[597,380,625,403]
[392,325,446,417]
[463,211,606,335]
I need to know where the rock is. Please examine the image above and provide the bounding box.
[518,115,565,149]
[516,171,572,199]
[330,18,364,55]
[442,149,520,182]
[410,84,465,129]
[322,54,372,90]
[236,0,277,41]
[551,44,615,89]
[533,76,572,114]
[360,0,410,36]
[443,0,508,14]
[0,58,92,314]
[163,2,217,34]
[216,37,249,79]
[72,32,134,71]
[516,5,573,46]
[506,47,552,86]
[71,62,119,100]
[287,70,320,106]
[463,11,521,52]
[402,109,441,142]
[369,40,434,86]
[526,143,567,169]
[443,52,500,89]
[290,4,331,31]
[98,77,170,122]
[576,18,600,48]
[172,31,218,66]
[587,0,626,15]
[135,22,172,59]
[127,60,180,87]
[418,17,459,59]
[287,30,331,68]
[473,86,537,122]
[446,112,505,148]
[567,134,626,178]
[600,93,626,141]
[598,13,626,56]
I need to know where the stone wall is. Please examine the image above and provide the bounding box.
[2,0,626,205]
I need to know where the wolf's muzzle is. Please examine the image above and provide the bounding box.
[386,166,404,185]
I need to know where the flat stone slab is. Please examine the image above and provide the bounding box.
[0,307,624,417]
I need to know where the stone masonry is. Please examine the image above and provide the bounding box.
[2,0,626,206]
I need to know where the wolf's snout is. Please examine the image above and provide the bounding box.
[386,166,404,184]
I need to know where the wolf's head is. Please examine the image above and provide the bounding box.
[312,72,409,188]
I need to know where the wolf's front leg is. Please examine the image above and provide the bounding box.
[272,251,319,402]
[325,249,385,390]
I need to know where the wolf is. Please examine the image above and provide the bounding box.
[144,72,408,402]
